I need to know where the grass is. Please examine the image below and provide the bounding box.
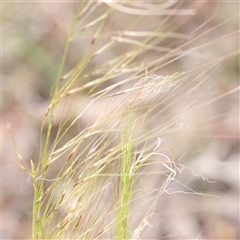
[9,1,239,239]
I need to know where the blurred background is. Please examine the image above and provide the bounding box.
[2,1,239,239]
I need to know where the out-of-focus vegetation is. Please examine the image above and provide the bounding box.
[2,1,239,239]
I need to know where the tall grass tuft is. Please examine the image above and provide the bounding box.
[13,1,238,239]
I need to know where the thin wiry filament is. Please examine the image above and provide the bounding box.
[130,72,184,106]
